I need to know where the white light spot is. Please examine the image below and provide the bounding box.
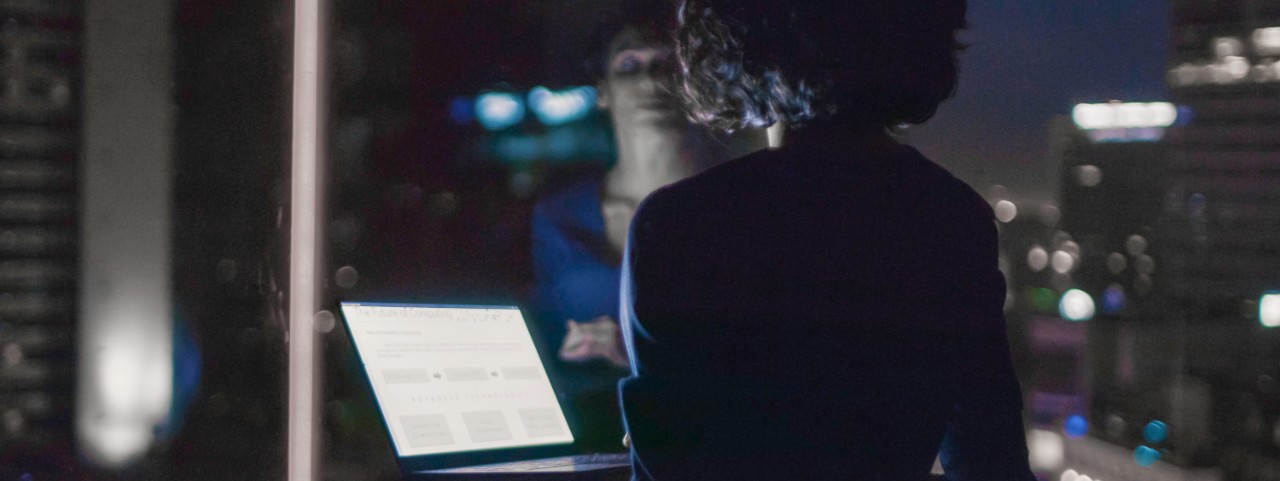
[1027,246,1049,272]
[1072,103,1110,130]
[1125,235,1148,256]
[995,200,1017,223]
[1052,251,1075,274]
[334,265,359,289]
[1261,294,1280,328]
[1028,429,1065,470]
[314,310,336,334]
[1078,475,1094,481]
[1257,27,1280,56]
[84,420,153,466]
[527,86,595,126]
[1072,102,1178,130]
[1076,165,1102,187]
[1060,289,1096,321]
[1115,103,1147,128]
[1061,469,1080,481]
[475,92,526,131]
[1213,37,1244,58]
[1225,56,1251,80]
[1148,103,1177,127]
[1107,252,1127,274]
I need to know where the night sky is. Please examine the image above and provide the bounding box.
[905,0,1171,206]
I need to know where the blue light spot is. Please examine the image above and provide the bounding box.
[1174,106,1194,126]
[448,97,474,125]
[1135,445,1160,466]
[1102,284,1125,314]
[1064,414,1088,438]
[1144,420,1168,444]
[21,474,33,481]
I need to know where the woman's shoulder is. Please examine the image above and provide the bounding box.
[894,147,994,223]
[644,147,783,203]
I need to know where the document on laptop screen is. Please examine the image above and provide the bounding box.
[341,303,575,457]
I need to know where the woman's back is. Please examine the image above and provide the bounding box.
[620,133,1033,480]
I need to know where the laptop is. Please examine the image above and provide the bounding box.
[338,301,631,480]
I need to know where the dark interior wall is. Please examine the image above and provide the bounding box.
[169,0,287,478]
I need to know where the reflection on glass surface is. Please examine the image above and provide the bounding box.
[0,0,1276,479]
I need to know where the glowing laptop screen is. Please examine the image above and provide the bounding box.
[340,302,575,457]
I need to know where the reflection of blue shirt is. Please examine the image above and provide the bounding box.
[531,176,627,392]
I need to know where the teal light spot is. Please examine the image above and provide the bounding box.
[1143,420,1168,444]
[1135,445,1160,466]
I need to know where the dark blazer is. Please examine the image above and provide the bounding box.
[619,131,1036,481]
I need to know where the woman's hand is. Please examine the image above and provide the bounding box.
[559,315,630,369]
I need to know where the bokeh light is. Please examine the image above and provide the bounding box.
[1260,293,1280,328]
[1256,27,1280,56]
[1107,252,1127,274]
[1030,288,1057,313]
[527,86,595,126]
[475,91,525,131]
[1144,420,1168,443]
[1102,284,1126,314]
[1072,102,1177,130]
[1027,246,1049,272]
[1134,445,1161,466]
[995,200,1018,223]
[313,310,336,334]
[1064,414,1088,438]
[1052,250,1075,274]
[1213,37,1244,58]
[448,97,473,125]
[1126,234,1148,256]
[1076,165,1102,187]
[334,265,359,289]
[1060,469,1079,481]
[1027,429,1064,471]
[1060,289,1096,322]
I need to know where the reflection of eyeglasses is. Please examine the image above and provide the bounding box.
[610,48,675,76]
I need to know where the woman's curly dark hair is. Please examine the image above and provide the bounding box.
[676,0,967,131]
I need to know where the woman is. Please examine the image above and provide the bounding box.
[530,0,764,452]
[618,1,1037,479]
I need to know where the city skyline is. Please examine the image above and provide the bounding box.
[908,0,1170,206]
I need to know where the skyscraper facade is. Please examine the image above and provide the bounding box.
[1161,0,1280,476]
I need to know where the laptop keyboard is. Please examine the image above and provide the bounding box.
[448,454,628,472]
